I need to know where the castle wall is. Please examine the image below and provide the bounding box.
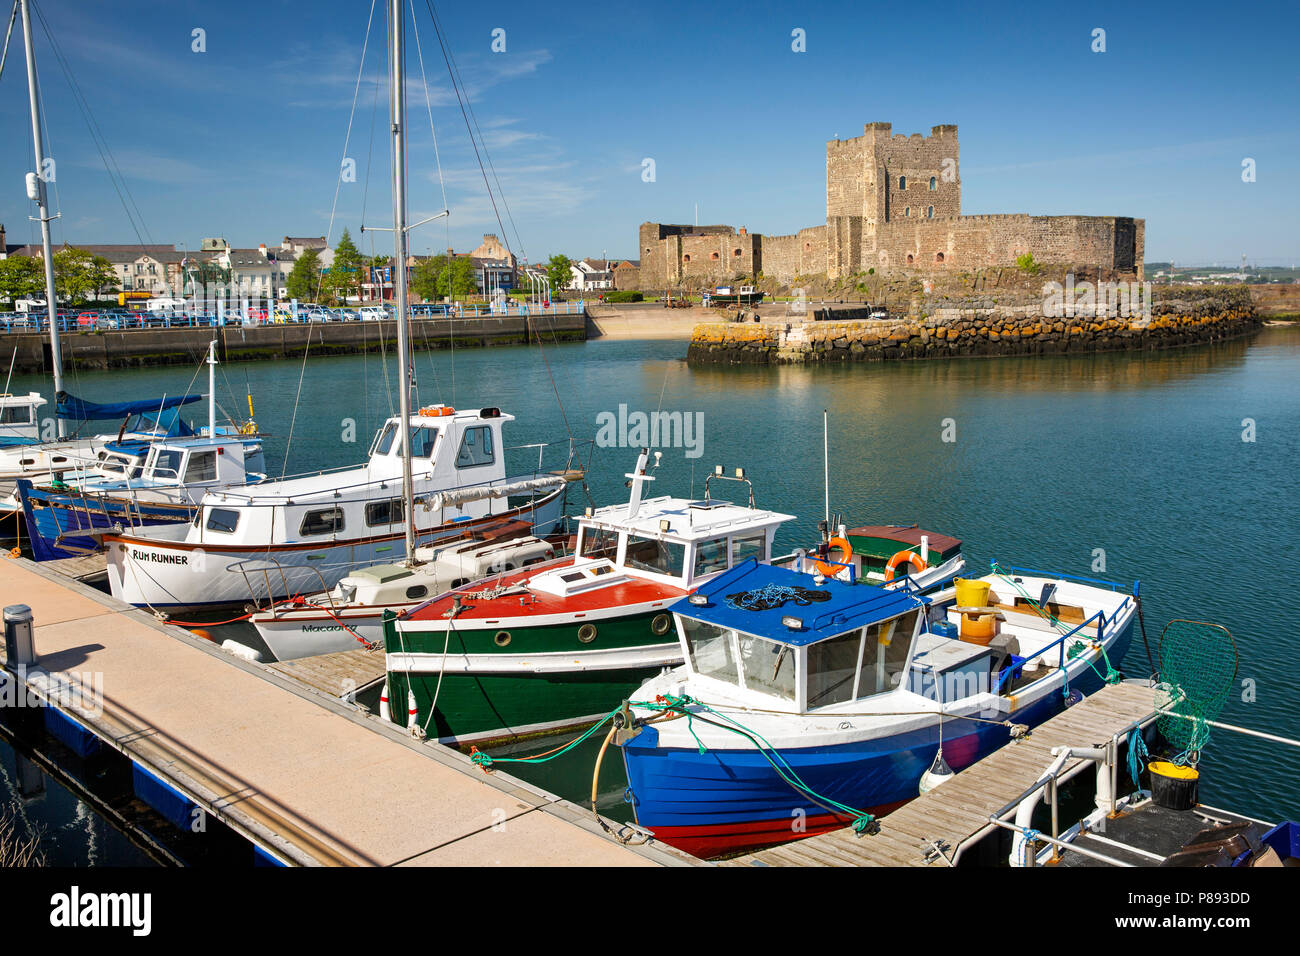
[638,121,1143,287]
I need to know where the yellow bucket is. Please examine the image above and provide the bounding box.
[954,578,991,608]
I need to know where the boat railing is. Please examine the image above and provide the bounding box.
[990,561,1130,593]
[992,608,1108,693]
[210,436,587,507]
[229,556,341,612]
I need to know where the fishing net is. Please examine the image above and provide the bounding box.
[1155,620,1238,763]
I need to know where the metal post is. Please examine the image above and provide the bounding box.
[20,0,63,435]
[389,0,416,566]
[4,604,35,666]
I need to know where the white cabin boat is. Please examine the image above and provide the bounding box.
[104,405,572,611]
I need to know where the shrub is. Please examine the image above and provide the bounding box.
[1015,253,1041,275]
[603,290,643,303]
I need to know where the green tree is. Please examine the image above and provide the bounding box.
[285,247,322,302]
[53,248,118,305]
[0,255,45,303]
[545,254,572,298]
[322,228,364,305]
[411,254,477,301]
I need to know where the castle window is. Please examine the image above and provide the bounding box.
[683,255,691,263]
[904,207,910,217]
[898,176,906,190]
[929,177,937,190]
[906,254,914,265]
[927,206,934,218]
[935,252,945,263]
[733,248,742,257]
[710,252,720,260]
[804,243,811,252]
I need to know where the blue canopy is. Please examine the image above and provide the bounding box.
[57,392,201,431]
[671,560,928,647]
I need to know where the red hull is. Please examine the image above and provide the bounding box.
[644,799,911,859]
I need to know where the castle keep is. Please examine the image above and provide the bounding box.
[639,123,1144,287]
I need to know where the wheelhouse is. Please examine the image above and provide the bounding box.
[567,495,792,592]
[668,561,929,712]
[0,392,45,445]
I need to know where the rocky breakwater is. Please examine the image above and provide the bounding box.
[686,286,1260,365]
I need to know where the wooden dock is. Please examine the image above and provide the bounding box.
[265,646,387,701]
[0,556,696,867]
[725,681,1158,867]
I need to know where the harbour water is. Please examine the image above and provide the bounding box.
[4,325,1298,861]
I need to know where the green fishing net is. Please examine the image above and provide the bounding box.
[1155,620,1239,762]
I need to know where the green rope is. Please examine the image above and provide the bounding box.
[470,709,618,768]
[635,695,877,834]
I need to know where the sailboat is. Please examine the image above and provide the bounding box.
[103,0,575,613]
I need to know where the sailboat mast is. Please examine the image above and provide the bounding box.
[389,0,416,563]
[19,0,64,438]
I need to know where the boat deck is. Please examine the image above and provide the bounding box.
[0,556,694,867]
[724,680,1158,867]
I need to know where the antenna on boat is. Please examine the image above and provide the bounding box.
[207,339,217,439]
[822,409,830,524]
[19,0,64,437]
[625,447,654,520]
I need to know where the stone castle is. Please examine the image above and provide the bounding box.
[638,122,1144,288]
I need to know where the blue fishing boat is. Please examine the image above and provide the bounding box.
[617,559,1137,858]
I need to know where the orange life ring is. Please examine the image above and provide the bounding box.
[417,405,455,417]
[884,549,927,582]
[813,537,853,577]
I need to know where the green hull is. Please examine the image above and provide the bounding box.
[384,607,677,744]
[386,666,661,745]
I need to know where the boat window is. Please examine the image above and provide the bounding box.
[807,629,863,708]
[578,526,619,560]
[737,632,797,701]
[455,426,495,469]
[624,534,685,577]
[409,427,437,458]
[373,422,398,456]
[692,538,729,577]
[857,610,919,698]
[99,455,126,476]
[365,498,404,527]
[0,406,31,424]
[730,532,766,566]
[300,507,346,536]
[205,508,240,534]
[149,448,184,480]
[684,618,738,684]
[184,451,217,483]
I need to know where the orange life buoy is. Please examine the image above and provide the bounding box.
[813,536,853,577]
[883,549,927,582]
[417,405,455,417]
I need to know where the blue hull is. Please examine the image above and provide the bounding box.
[16,481,189,561]
[622,624,1133,858]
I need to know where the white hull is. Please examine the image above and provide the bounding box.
[106,490,566,612]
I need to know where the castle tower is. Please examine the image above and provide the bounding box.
[825,123,960,278]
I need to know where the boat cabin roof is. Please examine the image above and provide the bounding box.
[846,524,962,555]
[582,495,792,542]
[0,392,45,407]
[671,560,928,647]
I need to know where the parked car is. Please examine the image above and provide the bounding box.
[334,308,359,321]
[76,311,98,327]
[301,308,331,323]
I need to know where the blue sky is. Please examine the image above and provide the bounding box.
[2,0,1297,265]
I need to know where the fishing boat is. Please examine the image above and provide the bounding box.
[102,406,573,611]
[616,560,1137,858]
[382,450,796,745]
[249,519,555,660]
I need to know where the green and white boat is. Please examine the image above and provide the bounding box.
[382,451,795,746]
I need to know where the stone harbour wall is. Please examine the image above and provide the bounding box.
[686,289,1259,365]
